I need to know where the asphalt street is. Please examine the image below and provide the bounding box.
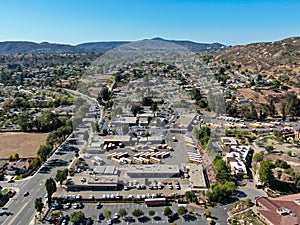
[0,91,98,225]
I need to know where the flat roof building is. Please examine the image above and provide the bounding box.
[66,175,119,191]
[125,165,180,178]
[188,164,208,191]
[104,135,132,146]
[111,117,137,126]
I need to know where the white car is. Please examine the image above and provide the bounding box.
[89,194,94,200]
[114,212,119,219]
[73,203,79,209]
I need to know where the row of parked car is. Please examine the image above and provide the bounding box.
[149,181,181,190]
[123,181,181,191]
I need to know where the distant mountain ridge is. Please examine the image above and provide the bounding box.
[0,37,227,53]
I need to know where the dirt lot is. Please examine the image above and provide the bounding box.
[0,132,48,158]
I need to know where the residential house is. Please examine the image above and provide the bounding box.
[6,160,30,175]
[0,159,8,173]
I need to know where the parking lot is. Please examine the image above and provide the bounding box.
[47,202,210,225]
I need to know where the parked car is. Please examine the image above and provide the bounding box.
[88,194,94,200]
[113,212,119,219]
[73,203,79,209]
[24,191,29,197]
[96,202,101,209]
[98,212,104,220]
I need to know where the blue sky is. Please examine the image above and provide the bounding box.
[0,0,299,45]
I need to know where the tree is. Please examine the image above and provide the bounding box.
[148,210,156,217]
[34,197,44,219]
[206,181,236,203]
[104,210,112,219]
[119,208,128,219]
[177,206,188,216]
[70,211,85,223]
[253,152,264,162]
[37,144,53,161]
[17,112,31,131]
[281,103,287,121]
[259,160,275,186]
[99,87,111,102]
[8,153,19,162]
[55,169,68,186]
[150,102,158,112]
[198,99,208,108]
[245,198,252,206]
[199,126,211,147]
[102,128,108,136]
[13,152,20,161]
[132,209,144,218]
[275,159,290,169]
[185,191,198,203]
[189,88,202,102]
[163,207,173,217]
[268,99,276,117]
[213,157,232,183]
[131,104,143,116]
[205,210,212,217]
[142,96,154,106]
[45,177,57,207]
[83,131,89,141]
[249,102,258,119]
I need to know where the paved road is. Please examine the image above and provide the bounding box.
[0,139,77,225]
[0,91,99,225]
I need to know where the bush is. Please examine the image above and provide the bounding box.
[205,210,212,217]
[245,198,252,206]
[148,211,156,217]
[253,152,264,162]
[243,174,249,179]
[132,209,144,218]
[265,145,274,153]
[275,159,290,169]
[284,168,295,175]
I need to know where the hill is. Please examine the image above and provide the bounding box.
[0,38,227,53]
[0,41,76,53]
[211,36,300,78]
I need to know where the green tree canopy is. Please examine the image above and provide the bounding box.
[259,160,275,186]
[265,145,274,153]
[131,104,143,116]
[163,207,173,217]
[55,169,68,186]
[119,208,128,218]
[103,210,112,219]
[132,209,144,218]
[98,87,111,102]
[45,177,57,207]
[34,197,44,217]
[177,206,188,216]
[148,210,156,217]
[70,211,85,223]
[142,96,154,106]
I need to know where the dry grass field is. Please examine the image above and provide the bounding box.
[0,132,48,158]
